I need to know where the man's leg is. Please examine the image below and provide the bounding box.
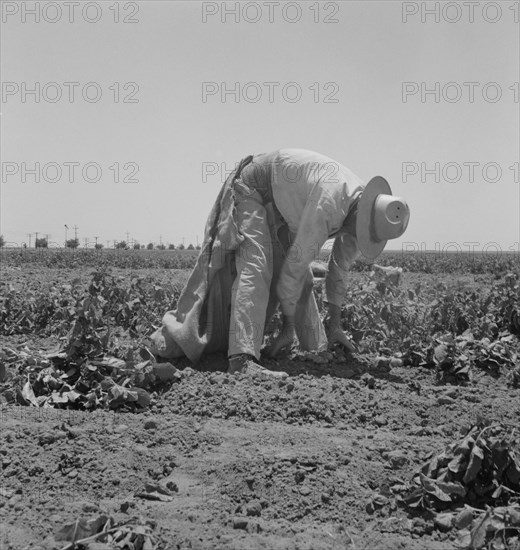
[228,183,273,360]
[265,225,327,353]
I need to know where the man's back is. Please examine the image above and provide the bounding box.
[269,148,364,235]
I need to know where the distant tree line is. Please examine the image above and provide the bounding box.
[117,241,200,250]
[0,235,200,251]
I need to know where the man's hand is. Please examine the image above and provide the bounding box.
[328,326,356,353]
[326,302,357,354]
[268,315,296,357]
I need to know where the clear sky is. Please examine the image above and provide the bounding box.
[1,1,519,252]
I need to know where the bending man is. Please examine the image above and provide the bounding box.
[151,149,410,377]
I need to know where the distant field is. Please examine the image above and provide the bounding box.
[0,246,518,274]
[0,247,200,270]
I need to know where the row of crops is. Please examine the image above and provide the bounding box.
[1,247,519,274]
[1,267,519,384]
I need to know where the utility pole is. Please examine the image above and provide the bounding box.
[94,236,99,247]
[84,238,88,248]
[73,225,79,241]
[64,224,68,246]
[125,230,130,243]
[27,233,32,248]
[35,232,39,246]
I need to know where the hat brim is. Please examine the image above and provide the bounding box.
[356,176,392,260]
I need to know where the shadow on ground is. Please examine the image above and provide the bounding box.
[160,350,408,384]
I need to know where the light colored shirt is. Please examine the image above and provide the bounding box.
[267,149,364,316]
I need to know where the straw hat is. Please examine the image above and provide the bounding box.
[356,176,410,260]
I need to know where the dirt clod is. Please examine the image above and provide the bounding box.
[232,517,248,530]
[245,500,262,517]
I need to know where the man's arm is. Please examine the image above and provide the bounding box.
[324,231,360,352]
[277,194,334,318]
[325,231,360,308]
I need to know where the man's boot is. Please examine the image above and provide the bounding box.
[228,354,288,379]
